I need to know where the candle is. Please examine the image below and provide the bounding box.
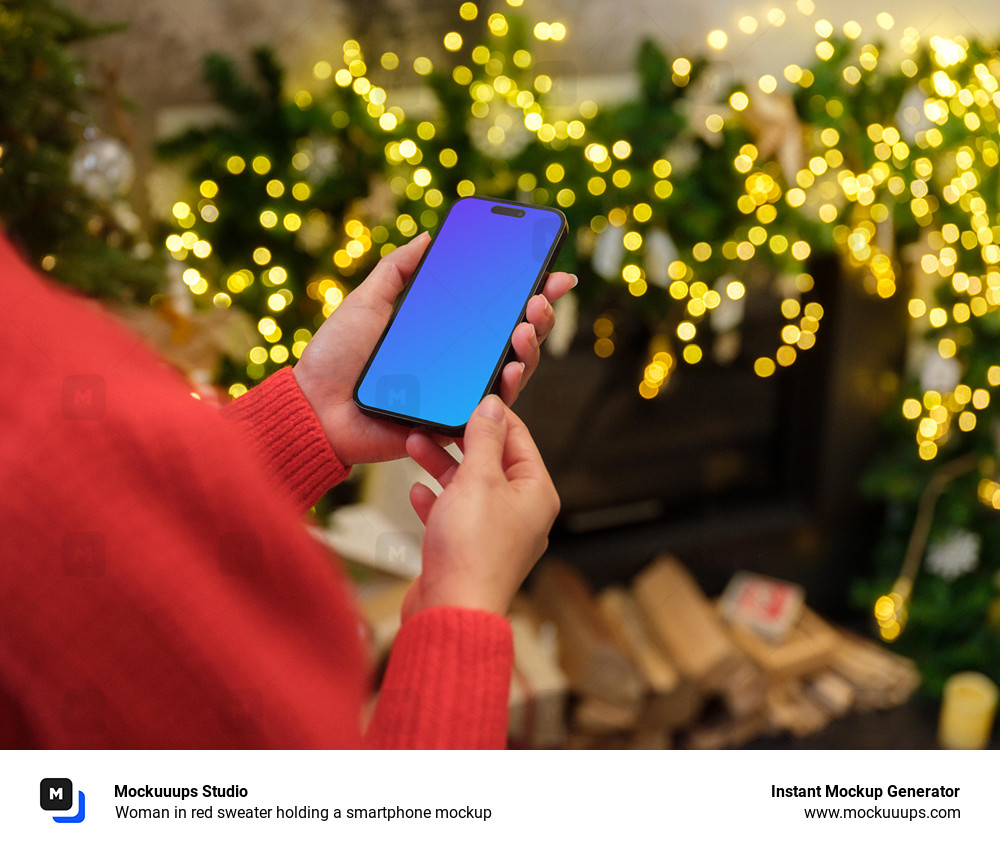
[938,671,999,749]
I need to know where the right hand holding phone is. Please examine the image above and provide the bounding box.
[401,395,559,620]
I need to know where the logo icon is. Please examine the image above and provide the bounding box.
[40,778,86,823]
[375,374,420,415]
[61,375,106,420]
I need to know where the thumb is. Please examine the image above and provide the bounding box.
[461,395,508,474]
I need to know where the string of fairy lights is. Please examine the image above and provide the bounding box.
[163,1,1000,549]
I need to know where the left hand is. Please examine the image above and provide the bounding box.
[293,231,577,467]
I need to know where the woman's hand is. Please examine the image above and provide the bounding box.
[401,395,559,619]
[293,232,576,467]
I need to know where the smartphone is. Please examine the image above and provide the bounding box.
[354,196,567,434]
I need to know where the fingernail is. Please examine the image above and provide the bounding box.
[569,274,579,288]
[479,394,504,421]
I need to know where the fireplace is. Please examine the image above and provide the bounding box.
[516,257,908,612]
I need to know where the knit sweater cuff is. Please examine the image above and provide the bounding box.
[223,367,349,511]
[367,607,514,749]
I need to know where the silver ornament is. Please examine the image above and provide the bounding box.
[70,136,135,200]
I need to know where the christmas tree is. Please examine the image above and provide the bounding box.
[0,0,160,298]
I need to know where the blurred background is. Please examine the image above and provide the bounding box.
[5,0,1000,748]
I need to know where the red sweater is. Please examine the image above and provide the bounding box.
[0,235,512,748]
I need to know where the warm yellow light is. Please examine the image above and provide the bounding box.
[707,29,728,50]
[776,345,797,367]
[790,241,811,260]
[755,357,776,377]
[622,264,642,283]
[938,338,957,359]
[919,441,938,461]
[612,140,632,159]
[683,344,702,364]
[959,411,977,431]
[677,321,696,341]
[730,92,749,111]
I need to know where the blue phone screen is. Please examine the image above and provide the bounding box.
[356,197,565,430]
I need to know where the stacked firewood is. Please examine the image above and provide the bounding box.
[358,555,920,748]
[510,557,920,749]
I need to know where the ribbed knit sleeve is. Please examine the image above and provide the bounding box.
[223,367,350,511]
[365,607,514,749]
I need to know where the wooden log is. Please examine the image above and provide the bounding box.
[507,612,569,749]
[531,560,644,704]
[829,629,920,710]
[805,671,855,717]
[629,726,673,750]
[765,681,831,737]
[632,556,743,692]
[573,695,642,735]
[596,587,702,728]
[722,658,768,719]
[727,606,838,681]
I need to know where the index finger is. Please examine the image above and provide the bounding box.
[540,271,577,305]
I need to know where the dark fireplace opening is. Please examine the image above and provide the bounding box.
[517,256,908,615]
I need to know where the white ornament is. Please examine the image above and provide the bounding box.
[470,102,532,159]
[665,138,700,173]
[920,349,961,396]
[592,224,625,281]
[709,276,745,333]
[926,528,980,581]
[165,260,194,316]
[296,135,340,183]
[896,86,934,144]
[70,135,134,200]
[545,291,577,358]
[644,227,679,288]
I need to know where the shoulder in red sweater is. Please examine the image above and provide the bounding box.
[0,235,512,748]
